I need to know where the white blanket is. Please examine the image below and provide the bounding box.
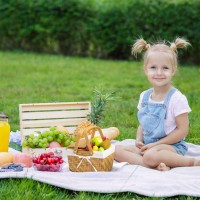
[2,139,200,197]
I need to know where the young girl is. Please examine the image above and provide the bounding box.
[114,37,200,171]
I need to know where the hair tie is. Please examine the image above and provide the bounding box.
[171,43,177,51]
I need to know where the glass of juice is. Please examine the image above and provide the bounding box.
[0,114,10,152]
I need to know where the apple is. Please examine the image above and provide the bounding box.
[48,141,61,148]
[13,153,32,168]
[102,136,109,141]
[91,137,103,146]
[98,147,104,152]
[85,145,89,151]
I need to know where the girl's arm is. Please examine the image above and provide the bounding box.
[136,125,143,141]
[140,113,189,154]
[135,125,144,148]
[155,112,189,145]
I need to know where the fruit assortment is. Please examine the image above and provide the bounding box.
[1,119,117,170]
[22,126,76,149]
[32,152,64,172]
[85,136,111,152]
[2,90,119,173]
[0,132,114,173]
[0,152,33,169]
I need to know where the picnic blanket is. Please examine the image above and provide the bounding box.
[1,139,200,197]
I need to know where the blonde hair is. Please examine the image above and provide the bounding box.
[132,37,190,71]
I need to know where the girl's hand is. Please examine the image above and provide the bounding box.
[140,143,157,155]
[135,140,144,149]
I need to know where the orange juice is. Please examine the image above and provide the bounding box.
[0,114,10,152]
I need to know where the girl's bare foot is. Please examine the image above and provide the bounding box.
[156,163,170,171]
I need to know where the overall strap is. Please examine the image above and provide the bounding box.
[163,87,177,119]
[141,88,153,106]
[163,87,177,107]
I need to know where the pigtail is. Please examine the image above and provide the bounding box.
[170,37,191,52]
[131,38,150,57]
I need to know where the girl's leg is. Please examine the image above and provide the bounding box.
[142,144,198,169]
[114,145,147,166]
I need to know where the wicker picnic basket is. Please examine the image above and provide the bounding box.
[67,125,115,172]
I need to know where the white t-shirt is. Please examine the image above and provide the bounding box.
[137,90,191,135]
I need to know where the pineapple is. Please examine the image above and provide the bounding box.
[74,88,115,137]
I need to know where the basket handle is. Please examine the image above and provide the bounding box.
[73,125,104,156]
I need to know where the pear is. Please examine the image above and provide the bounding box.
[100,140,111,150]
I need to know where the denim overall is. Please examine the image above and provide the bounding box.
[138,88,188,155]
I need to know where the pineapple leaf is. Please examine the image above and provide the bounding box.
[88,88,116,125]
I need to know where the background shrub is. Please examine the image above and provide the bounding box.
[0,0,199,64]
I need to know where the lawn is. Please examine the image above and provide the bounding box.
[0,51,200,199]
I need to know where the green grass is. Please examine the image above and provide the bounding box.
[0,51,200,199]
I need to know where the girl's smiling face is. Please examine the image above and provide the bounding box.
[144,51,176,88]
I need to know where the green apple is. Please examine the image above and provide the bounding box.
[91,137,103,146]
[98,147,104,152]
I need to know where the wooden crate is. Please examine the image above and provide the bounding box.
[19,102,91,157]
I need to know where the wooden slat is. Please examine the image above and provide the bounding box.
[21,127,76,137]
[21,110,90,120]
[20,102,91,143]
[19,102,91,112]
[21,118,87,128]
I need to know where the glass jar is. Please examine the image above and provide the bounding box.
[0,114,10,152]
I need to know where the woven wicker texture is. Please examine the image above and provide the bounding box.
[68,153,114,172]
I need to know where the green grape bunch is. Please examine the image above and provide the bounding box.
[22,126,76,149]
